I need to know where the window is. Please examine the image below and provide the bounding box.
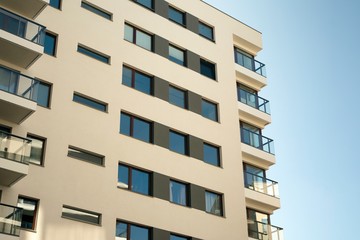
[169,86,187,109]
[205,191,223,216]
[171,234,189,240]
[170,180,188,206]
[81,1,112,20]
[234,48,254,71]
[240,122,261,147]
[49,0,61,9]
[169,131,188,155]
[27,134,45,165]
[200,59,216,80]
[68,146,104,166]
[73,93,107,112]
[77,45,110,64]
[118,164,151,195]
[124,24,153,51]
[116,221,150,240]
[37,81,51,107]
[169,45,186,66]
[122,66,153,95]
[133,0,153,9]
[62,205,101,225]
[243,164,266,192]
[44,32,57,56]
[202,99,218,121]
[17,197,38,230]
[199,22,214,40]
[120,113,153,143]
[203,143,220,166]
[169,7,185,25]
[247,208,270,239]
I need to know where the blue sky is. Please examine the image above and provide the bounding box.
[204,1,360,239]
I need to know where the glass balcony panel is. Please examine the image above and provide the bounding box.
[248,220,283,240]
[244,172,279,197]
[0,203,23,236]
[0,131,31,164]
[238,88,270,114]
[241,128,275,154]
[234,48,266,77]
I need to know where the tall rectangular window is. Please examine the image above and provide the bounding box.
[170,180,188,206]
[44,32,57,56]
[120,113,153,143]
[73,93,107,112]
[122,66,153,95]
[116,221,151,240]
[169,7,185,25]
[124,24,153,51]
[133,0,153,9]
[68,146,104,166]
[17,197,38,230]
[49,0,61,9]
[169,130,188,155]
[27,134,46,165]
[199,22,214,41]
[169,86,187,109]
[200,59,216,80]
[118,164,151,195]
[77,45,110,64]
[169,45,186,66]
[37,81,51,108]
[62,205,101,225]
[205,191,223,216]
[201,99,218,121]
[81,1,112,20]
[203,143,220,166]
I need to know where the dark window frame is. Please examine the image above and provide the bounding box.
[132,0,154,10]
[169,44,186,66]
[26,133,46,166]
[68,145,105,166]
[120,112,153,143]
[116,220,152,240]
[117,163,152,196]
[44,31,57,56]
[77,44,111,64]
[49,0,62,9]
[201,99,218,122]
[17,196,39,230]
[73,92,108,112]
[35,79,52,108]
[205,190,223,216]
[81,1,113,20]
[200,58,216,80]
[198,21,214,41]
[61,205,102,225]
[124,23,153,51]
[203,142,221,167]
[169,179,189,207]
[168,6,186,26]
[169,130,189,156]
[122,65,154,95]
[168,85,188,109]
[170,234,190,240]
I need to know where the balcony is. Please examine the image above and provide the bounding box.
[0,66,39,124]
[244,172,281,212]
[0,203,23,237]
[0,0,49,19]
[248,220,283,240]
[0,131,31,186]
[241,128,274,155]
[235,48,266,77]
[0,7,45,69]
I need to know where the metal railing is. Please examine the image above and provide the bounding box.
[241,128,274,154]
[0,65,39,101]
[244,172,279,198]
[0,7,46,45]
[248,220,283,240]
[0,203,23,236]
[0,131,32,164]
[234,48,266,77]
[238,88,270,114]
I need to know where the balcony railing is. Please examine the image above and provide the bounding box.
[241,128,274,154]
[0,203,23,236]
[0,7,46,45]
[234,48,266,77]
[248,220,283,240]
[244,171,279,198]
[238,88,270,114]
[0,131,32,164]
[0,65,39,101]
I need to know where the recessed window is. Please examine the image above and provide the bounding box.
[17,197,38,230]
[27,134,46,166]
[68,146,104,166]
[133,0,153,9]
[44,32,57,56]
[169,7,185,25]
[124,24,153,51]
[234,48,254,71]
[118,164,151,195]
[49,0,61,9]
[199,22,214,41]
[62,205,101,225]
[120,113,153,143]
[169,130,188,155]
[116,221,150,240]
[202,99,218,121]
[81,1,112,20]
[203,143,220,166]
[200,59,216,80]
[169,86,187,109]
[122,66,153,95]
[37,81,51,108]
[169,45,186,66]
[170,180,188,206]
[171,234,189,240]
[205,191,223,216]
[77,45,110,64]
[73,93,107,112]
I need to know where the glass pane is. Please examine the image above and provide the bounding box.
[205,192,222,216]
[169,45,185,66]
[122,66,132,87]
[44,33,56,56]
[116,222,127,239]
[120,113,131,136]
[132,169,150,195]
[73,94,107,111]
[136,0,153,9]
[170,181,187,206]
[49,0,61,9]
[124,24,134,42]
[169,86,186,108]
[77,46,109,63]
[133,118,151,142]
[170,235,188,240]
[203,143,219,166]
[169,7,185,25]
[202,100,217,121]
[118,165,129,189]
[62,206,100,224]
[130,224,149,240]
[27,136,44,165]
[200,60,215,79]
[17,198,37,230]
[169,131,187,155]
[68,147,103,165]
[81,2,111,20]
[136,30,152,51]
[37,82,50,107]
[199,22,213,40]
[134,72,152,94]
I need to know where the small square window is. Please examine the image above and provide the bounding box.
[36,81,51,108]
[118,164,151,195]
[133,0,153,9]
[169,86,187,109]
[169,45,186,66]
[122,66,153,95]
[49,0,61,9]
[124,24,153,51]
[199,22,214,40]
[205,191,223,216]
[169,130,188,155]
[170,180,188,206]
[203,143,220,166]
[120,113,153,143]
[202,99,218,121]
[27,134,46,166]
[17,197,39,230]
[44,32,57,56]
[200,59,216,80]
[169,7,185,25]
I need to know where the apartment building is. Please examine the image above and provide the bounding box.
[0,0,283,239]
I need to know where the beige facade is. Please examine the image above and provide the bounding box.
[0,0,282,240]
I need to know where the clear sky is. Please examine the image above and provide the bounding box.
[204,0,360,239]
